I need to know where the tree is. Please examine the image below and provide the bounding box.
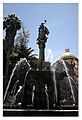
[3,14,21,95]
[3,14,21,50]
[14,29,29,48]
[10,29,39,70]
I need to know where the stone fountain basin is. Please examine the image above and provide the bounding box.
[25,70,53,83]
[22,70,55,109]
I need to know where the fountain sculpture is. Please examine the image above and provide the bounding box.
[3,21,78,110]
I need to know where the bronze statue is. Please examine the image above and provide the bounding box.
[37,20,49,43]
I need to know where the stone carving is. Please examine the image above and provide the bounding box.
[37,21,49,44]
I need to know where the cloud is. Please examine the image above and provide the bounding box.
[45,48,53,62]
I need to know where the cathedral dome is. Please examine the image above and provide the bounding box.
[60,49,77,60]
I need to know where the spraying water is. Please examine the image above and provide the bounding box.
[69,76,78,90]
[4,58,30,102]
[45,84,49,109]
[61,60,76,103]
[51,65,57,103]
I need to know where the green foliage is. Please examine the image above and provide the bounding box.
[15,30,30,48]
[3,14,21,80]
[10,29,39,70]
[3,13,39,79]
[3,14,21,30]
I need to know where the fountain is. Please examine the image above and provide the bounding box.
[21,21,55,109]
[62,60,76,103]
[3,21,78,114]
[51,59,78,108]
[3,58,31,106]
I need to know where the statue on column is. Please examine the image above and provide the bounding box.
[37,20,49,70]
[37,20,49,44]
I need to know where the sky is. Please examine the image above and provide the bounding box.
[3,3,78,63]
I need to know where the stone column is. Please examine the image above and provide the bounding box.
[37,21,49,70]
[38,41,45,70]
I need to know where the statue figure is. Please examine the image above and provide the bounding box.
[37,20,49,43]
